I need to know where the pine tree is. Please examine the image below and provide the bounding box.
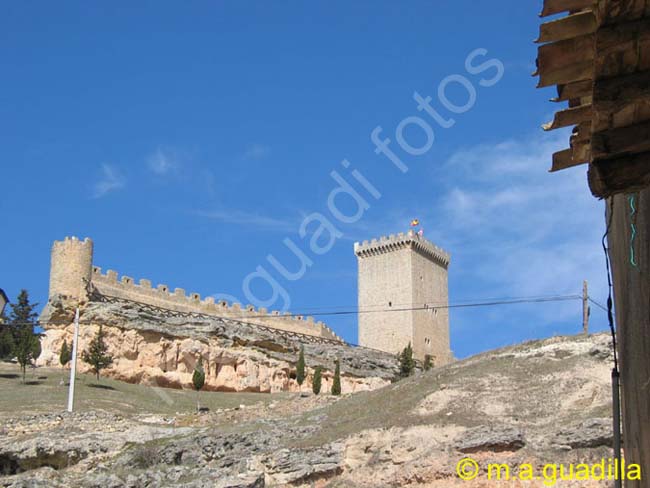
[296,345,306,386]
[423,354,433,371]
[8,291,41,383]
[312,366,322,395]
[0,327,14,360]
[8,290,38,342]
[14,326,40,383]
[331,360,341,396]
[192,356,206,412]
[399,342,415,379]
[81,326,114,381]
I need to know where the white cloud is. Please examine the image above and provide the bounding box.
[366,131,608,346]
[147,148,178,175]
[243,143,270,160]
[92,164,125,199]
[196,209,296,232]
[436,131,607,323]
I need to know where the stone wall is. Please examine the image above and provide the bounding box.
[48,237,93,300]
[90,267,341,341]
[410,246,452,364]
[46,237,342,342]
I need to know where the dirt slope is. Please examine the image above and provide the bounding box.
[1,333,616,487]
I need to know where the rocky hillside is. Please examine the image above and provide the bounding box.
[1,332,615,487]
[38,296,398,394]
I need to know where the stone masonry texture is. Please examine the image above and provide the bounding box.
[355,230,452,364]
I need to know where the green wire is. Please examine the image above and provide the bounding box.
[629,194,638,268]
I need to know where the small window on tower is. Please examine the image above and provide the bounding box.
[388,301,392,307]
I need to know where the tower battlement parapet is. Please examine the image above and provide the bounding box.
[49,237,94,301]
[354,230,450,268]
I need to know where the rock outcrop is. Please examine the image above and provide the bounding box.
[37,296,398,394]
[3,332,618,487]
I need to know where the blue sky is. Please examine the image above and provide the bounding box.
[0,1,609,358]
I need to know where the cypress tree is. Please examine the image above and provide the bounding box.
[423,354,433,371]
[60,340,71,368]
[192,356,206,412]
[331,360,341,396]
[81,325,114,381]
[399,342,415,378]
[59,340,72,383]
[312,366,322,395]
[296,345,306,386]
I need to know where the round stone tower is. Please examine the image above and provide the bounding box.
[48,236,94,302]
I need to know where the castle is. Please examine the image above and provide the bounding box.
[355,230,452,365]
[46,233,451,364]
[47,236,342,341]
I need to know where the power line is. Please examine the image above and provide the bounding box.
[3,294,582,327]
[588,297,608,313]
[227,295,582,319]
[261,293,581,313]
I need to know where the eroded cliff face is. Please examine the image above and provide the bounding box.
[37,296,397,394]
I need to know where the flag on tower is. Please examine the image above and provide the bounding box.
[410,219,420,227]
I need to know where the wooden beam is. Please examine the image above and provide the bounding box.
[571,122,592,143]
[596,17,650,53]
[537,61,593,87]
[595,19,650,79]
[572,139,592,162]
[592,120,650,160]
[537,11,598,43]
[543,104,592,131]
[550,148,588,172]
[554,79,593,101]
[600,0,649,25]
[588,151,650,198]
[540,0,594,17]
[537,34,595,73]
[594,69,650,103]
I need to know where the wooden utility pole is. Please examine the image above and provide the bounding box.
[582,280,590,334]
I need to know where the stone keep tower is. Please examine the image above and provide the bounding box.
[355,230,451,365]
[49,236,94,302]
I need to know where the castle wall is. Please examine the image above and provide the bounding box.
[357,246,414,354]
[355,231,451,364]
[90,268,341,341]
[410,248,450,364]
[45,237,342,342]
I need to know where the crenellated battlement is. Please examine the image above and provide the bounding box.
[45,237,342,342]
[354,230,450,268]
[87,264,342,341]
